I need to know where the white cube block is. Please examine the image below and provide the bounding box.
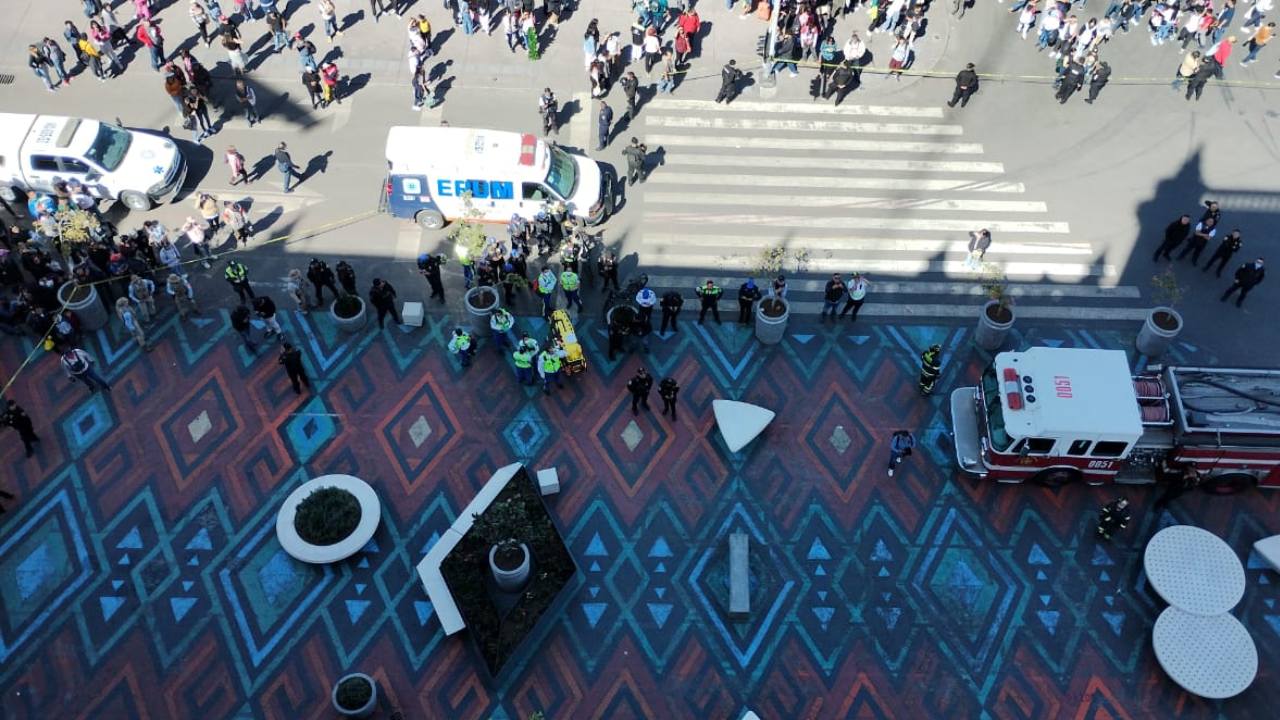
[537,467,560,495]
[402,301,424,327]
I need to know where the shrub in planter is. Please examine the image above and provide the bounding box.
[473,495,536,589]
[331,673,377,718]
[467,286,498,309]
[294,487,361,546]
[335,676,372,709]
[333,294,364,320]
[759,298,786,318]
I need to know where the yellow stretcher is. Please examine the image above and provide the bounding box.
[551,310,586,375]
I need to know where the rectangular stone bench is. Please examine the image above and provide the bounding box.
[729,532,749,621]
[402,301,424,327]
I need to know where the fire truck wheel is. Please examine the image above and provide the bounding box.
[1202,472,1257,495]
[1031,467,1081,488]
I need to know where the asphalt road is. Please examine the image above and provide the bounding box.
[1,0,1277,363]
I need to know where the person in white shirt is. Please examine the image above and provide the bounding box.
[840,273,870,321]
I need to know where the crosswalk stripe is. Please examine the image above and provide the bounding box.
[646,192,1048,213]
[663,154,1007,174]
[647,213,1072,234]
[642,234,1094,256]
[643,115,964,136]
[650,301,1149,321]
[649,172,1025,193]
[645,134,985,154]
[641,252,1116,279]
[645,98,945,118]
[645,275,1142,299]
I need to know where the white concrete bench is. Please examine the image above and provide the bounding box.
[415,462,523,636]
[1254,535,1280,573]
[537,467,560,495]
[729,532,749,621]
[713,400,775,453]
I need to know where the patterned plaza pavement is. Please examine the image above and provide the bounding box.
[1,308,1278,720]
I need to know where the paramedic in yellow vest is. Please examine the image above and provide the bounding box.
[560,267,583,312]
[538,344,567,394]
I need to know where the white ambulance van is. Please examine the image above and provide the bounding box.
[384,127,611,229]
[0,113,187,211]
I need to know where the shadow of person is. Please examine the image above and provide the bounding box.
[249,153,275,183]
[300,151,334,185]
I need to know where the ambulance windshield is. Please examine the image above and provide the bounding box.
[545,145,578,199]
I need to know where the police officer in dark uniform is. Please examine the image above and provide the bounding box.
[658,376,679,420]
[597,251,620,291]
[369,278,401,328]
[1055,60,1087,104]
[607,318,629,361]
[1084,61,1111,104]
[715,59,741,104]
[1,399,41,458]
[278,342,311,395]
[697,279,723,324]
[622,137,648,186]
[418,252,445,303]
[336,260,357,296]
[659,290,683,334]
[919,344,941,395]
[1203,229,1243,278]
[736,278,761,324]
[307,258,340,306]
[627,367,653,414]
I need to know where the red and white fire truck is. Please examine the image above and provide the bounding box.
[950,347,1280,492]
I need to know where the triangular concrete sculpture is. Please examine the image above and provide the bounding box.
[713,400,775,452]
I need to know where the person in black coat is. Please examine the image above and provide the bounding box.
[1154,215,1191,261]
[307,258,340,305]
[1,399,41,458]
[1203,230,1243,278]
[626,367,653,414]
[1221,258,1266,307]
[336,260,357,296]
[1186,57,1223,101]
[1055,60,1087,104]
[658,377,679,420]
[715,59,741,104]
[369,278,401,327]
[659,290,683,334]
[1085,61,1111,104]
[947,63,979,107]
[418,252,445,303]
[278,342,311,395]
[826,60,856,106]
[230,303,258,352]
[736,279,761,324]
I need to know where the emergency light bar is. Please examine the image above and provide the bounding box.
[1004,367,1023,410]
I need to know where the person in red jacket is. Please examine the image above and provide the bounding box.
[136,18,165,70]
[320,60,341,106]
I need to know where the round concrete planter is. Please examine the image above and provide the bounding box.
[1136,306,1183,358]
[276,475,381,564]
[974,300,1015,351]
[58,281,109,331]
[755,298,789,345]
[489,542,531,592]
[330,296,367,334]
[331,673,377,719]
[465,286,499,337]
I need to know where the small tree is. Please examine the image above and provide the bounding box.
[53,207,101,261]
[1151,267,1184,308]
[448,192,490,267]
[472,495,537,564]
[979,262,1014,322]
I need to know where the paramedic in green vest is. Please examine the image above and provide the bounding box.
[490,307,515,351]
[513,343,535,385]
[536,266,557,318]
[456,241,475,289]
[919,344,941,395]
[538,344,567,394]
[560,267,583,312]
[449,327,475,367]
[224,260,254,303]
[696,279,722,324]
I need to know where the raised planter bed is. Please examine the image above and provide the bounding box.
[276,475,381,564]
[438,466,577,677]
